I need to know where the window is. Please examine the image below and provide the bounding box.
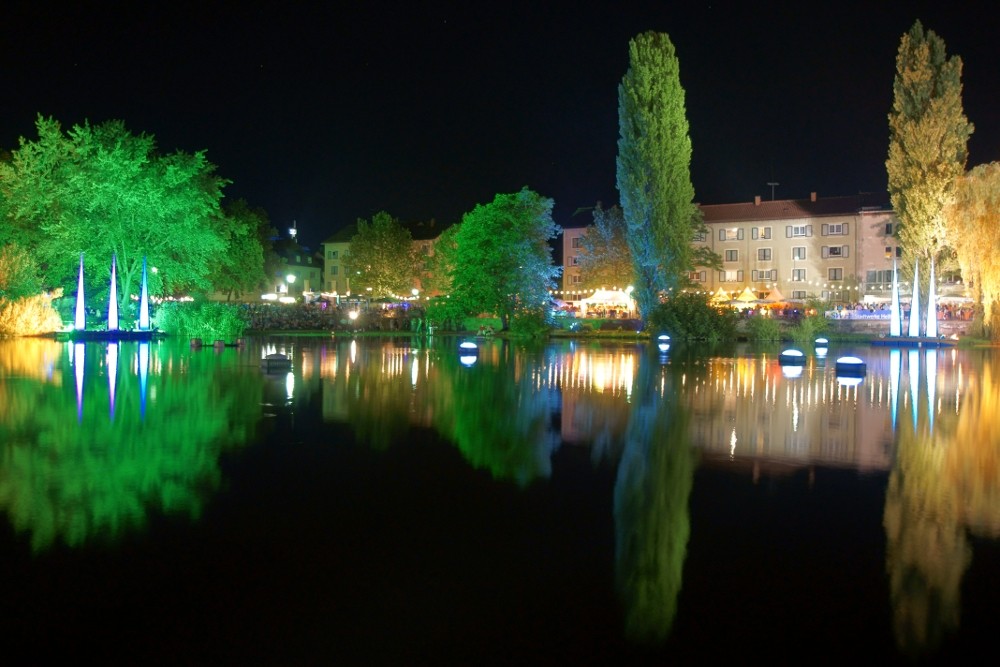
[719,228,744,241]
[822,223,847,236]
[570,255,579,266]
[757,248,772,261]
[822,245,848,258]
[829,268,843,281]
[719,270,744,282]
[329,266,338,276]
[752,269,776,281]
[792,247,806,260]
[327,250,338,259]
[692,230,707,242]
[885,246,903,258]
[787,225,811,238]
[571,274,582,284]
[761,226,771,239]
[689,270,706,282]
[571,237,583,249]
[725,249,739,262]
[885,223,893,235]
[792,269,806,282]
[792,290,807,299]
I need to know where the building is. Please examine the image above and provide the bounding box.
[561,193,906,305]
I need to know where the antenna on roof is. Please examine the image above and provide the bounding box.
[767,182,779,200]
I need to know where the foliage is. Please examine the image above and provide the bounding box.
[344,211,418,298]
[744,314,783,341]
[0,115,230,310]
[0,291,64,336]
[886,21,973,269]
[0,243,42,300]
[790,311,830,344]
[447,188,561,331]
[154,301,249,341]
[424,296,468,332]
[420,224,458,297]
[617,31,706,321]
[208,199,275,301]
[944,163,1000,338]
[508,307,552,339]
[646,291,737,342]
[577,203,634,290]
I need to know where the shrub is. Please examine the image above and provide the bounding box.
[508,308,551,339]
[745,314,783,341]
[790,311,830,344]
[647,292,738,342]
[0,291,65,337]
[155,301,249,341]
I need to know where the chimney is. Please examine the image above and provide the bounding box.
[810,192,817,202]
[754,195,761,206]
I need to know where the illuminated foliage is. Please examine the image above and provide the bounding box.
[886,21,973,268]
[617,32,706,321]
[344,211,419,298]
[0,243,42,300]
[944,163,1000,337]
[0,116,231,323]
[576,204,634,290]
[209,199,275,301]
[447,188,561,331]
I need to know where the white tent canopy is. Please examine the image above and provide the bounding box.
[580,289,636,312]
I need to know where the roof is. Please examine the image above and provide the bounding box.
[699,193,891,223]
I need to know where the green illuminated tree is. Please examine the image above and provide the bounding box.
[448,188,561,330]
[344,211,419,298]
[944,163,1000,337]
[209,199,275,301]
[886,21,973,269]
[576,204,634,290]
[617,31,706,321]
[0,116,230,320]
[0,243,42,300]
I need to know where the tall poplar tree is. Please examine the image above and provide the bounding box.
[616,31,704,321]
[886,20,973,269]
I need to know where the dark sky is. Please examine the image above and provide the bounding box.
[2,1,998,250]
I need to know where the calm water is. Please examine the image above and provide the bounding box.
[1,335,997,664]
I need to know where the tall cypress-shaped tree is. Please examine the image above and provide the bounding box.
[887,21,973,269]
[616,31,702,321]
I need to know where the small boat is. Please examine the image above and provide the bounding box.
[261,353,292,371]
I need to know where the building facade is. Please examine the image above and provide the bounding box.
[562,193,904,304]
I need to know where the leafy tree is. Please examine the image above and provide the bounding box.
[944,162,1000,338]
[886,21,974,270]
[344,211,418,298]
[448,188,561,331]
[647,291,737,342]
[0,116,229,322]
[420,224,458,297]
[617,31,706,321]
[208,199,275,301]
[0,243,42,300]
[577,203,634,290]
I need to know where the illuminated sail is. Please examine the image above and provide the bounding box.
[907,260,920,338]
[139,257,150,331]
[926,260,937,338]
[108,255,119,331]
[75,254,86,331]
[889,258,901,337]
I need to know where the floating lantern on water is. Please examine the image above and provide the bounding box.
[778,349,805,366]
[657,334,671,353]
[459,340,479,367]
[815,337,828,346]
[835,356,867,377]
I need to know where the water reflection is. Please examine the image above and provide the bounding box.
[0,338,264,552]
[884,349,1000,657]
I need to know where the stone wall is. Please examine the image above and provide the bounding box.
[825,318,971,338]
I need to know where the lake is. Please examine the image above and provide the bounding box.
[0,335,997,664]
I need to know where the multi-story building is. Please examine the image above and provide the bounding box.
[562,193,903,305]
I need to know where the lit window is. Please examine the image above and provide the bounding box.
[792,247,806,260]
[757,248,772,261]
[792,269,806,282]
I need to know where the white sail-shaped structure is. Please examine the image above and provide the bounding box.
[108,254,119,331]
[907,260,921,338]
[926,260,937,338]
[889,258,902,337]
[139,257,151,330]
[75,254,86,330]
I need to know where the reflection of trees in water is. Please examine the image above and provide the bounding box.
[884,351,1000,657]
[0,341,263,552]
[431,341,554,486]
[614,348,696,644]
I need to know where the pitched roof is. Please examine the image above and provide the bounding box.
[699,193,890,223]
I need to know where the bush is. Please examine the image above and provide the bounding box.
[155,301,249,341]
[790,311,830,344]
[745,314,783,341]
[647,292,738,342]
[0,291,65,337]
[508,308,551,339]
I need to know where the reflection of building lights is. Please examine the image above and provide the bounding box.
[459,355,478,367]
[348,310,359,321]
[782,365,804,378]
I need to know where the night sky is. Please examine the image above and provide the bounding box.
[2,2,998,250]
